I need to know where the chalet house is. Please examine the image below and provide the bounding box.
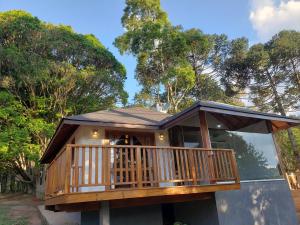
[41,101,300,225]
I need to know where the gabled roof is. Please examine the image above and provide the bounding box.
[41,101,300,164]
[65,107,171,127]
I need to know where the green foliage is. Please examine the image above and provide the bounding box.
[276,127,300,172]
[0,10,128,186]
[218,30,300,115]
[115,0,242,112]
[217,30,300,169]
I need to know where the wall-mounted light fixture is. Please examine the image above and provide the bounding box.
[217,124,222,128]
[159,133,164,141]
[92,129,99,137]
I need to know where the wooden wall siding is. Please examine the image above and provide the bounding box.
[45,144,240,199]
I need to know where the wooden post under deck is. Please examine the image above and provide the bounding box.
[199,111,215,183]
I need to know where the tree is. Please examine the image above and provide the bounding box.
[115,0,241,112]
[0,91,43,190]
[0,10,128,190]
[218,30,300,168]
[275,126,300,172]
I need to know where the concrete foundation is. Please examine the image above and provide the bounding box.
[111,205,163,225]
[173,198,219,225]
[215,180,298,225]
[79,180,297,225]
[81,205,163,225]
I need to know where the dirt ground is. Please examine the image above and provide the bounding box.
[0,193,43,225]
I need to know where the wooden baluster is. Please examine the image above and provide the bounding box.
[180,150,186,182]
[222,151,230,179]
[184,150,190,180]
[152,148,158,186]
[170,149,176,181]
[220,151,226,180]
[165,149,170,181]
[113,148,117,187]
[230,150,240,183]
[130,147,135,187]
[202,151,209,182]
[125,147,129,183]
[196,151,202,182]
[82,147,85,185]
[89,146,92,185]
[120,147,123,184]
[163,150,167,181]
[189,150,197,185]
[95,146,99,185]
[149,148,153,184]
[102,146,106,185]
[213,151,219,181]
[105,146,111,190]
[226,151,234,178]
[157,148,162,182]
[143,148,147,183]
[64,145,71,194]
[136,147,143,188]
[74,147,79,192]
[175,150,181,181]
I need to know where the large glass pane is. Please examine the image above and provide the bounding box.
[207,113,281,180]
[169,126,202,148]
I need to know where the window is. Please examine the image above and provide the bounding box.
[207,113,281,180]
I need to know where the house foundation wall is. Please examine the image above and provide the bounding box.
[215,179,298,225]
[111,205,163,225]
[81,205,163,225]
[173,198,220,225]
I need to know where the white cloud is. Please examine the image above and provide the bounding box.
[249,0,300,41]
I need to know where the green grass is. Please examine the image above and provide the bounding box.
[0,206,28,225]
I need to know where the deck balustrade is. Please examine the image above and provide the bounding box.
[45,144,240,198]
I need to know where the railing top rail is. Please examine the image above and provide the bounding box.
[66,144,234,152]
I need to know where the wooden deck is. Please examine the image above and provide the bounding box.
[45,144,240,210]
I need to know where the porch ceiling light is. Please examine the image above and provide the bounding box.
[92,129,99,137]
[159,133,164,141]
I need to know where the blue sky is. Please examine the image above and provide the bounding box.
[1,0,299,102]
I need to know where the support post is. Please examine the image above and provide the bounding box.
[99,201,110,225]
[199,111,212,148]
[199,111,215,183]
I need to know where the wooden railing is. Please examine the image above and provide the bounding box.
[45,145,240,197]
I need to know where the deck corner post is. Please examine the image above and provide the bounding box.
[99,201,110,225]
[198,110,215,184]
